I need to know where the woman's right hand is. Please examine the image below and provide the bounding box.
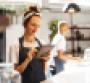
[27,48,37,60]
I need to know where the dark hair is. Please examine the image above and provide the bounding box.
[23,6,40,27]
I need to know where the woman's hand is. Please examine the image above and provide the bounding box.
[27,48,37,60]
[15,48,37,73]
[40,56,50,62]
[40,52,50,62]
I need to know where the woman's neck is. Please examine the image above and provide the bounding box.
[24,33,35,43]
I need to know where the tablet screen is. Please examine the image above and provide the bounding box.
[36,44,53,58]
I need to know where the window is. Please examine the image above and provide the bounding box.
[49,0,73,4]
[0,0,42,7]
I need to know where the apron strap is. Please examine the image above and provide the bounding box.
[19,36,42,49]
[35,37,42,48]
[19,36,24,49]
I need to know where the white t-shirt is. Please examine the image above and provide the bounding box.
[9,37,46,64]
[51,34,66,57]
[49,34,66,65]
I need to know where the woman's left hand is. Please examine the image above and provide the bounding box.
[40,52,50,61]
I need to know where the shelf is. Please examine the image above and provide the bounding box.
[67,26,90,56]
[70,28,90,29]
[66,37,90,41]
[66,50,84,54]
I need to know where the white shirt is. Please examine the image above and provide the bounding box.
[49,34,66,66]
[51,34,66,57]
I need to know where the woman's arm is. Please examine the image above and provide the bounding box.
[15,57,31,73]
[15,48,37,73]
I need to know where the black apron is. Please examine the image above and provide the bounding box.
[19,37,45,83]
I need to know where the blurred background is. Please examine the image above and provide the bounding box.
[0,0,90,62]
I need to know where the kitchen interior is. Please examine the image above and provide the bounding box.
[0,0,90,83]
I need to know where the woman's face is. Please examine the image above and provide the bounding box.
[25,16,41,36]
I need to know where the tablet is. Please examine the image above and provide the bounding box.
[36,44,53,58]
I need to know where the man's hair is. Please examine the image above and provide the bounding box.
[60,23,68,28]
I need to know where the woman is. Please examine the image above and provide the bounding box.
[51,21,81,74]
[10,6,50,83]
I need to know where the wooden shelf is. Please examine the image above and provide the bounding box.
[70,28,90,29]
[66,50,84,54]
[67,37,90,41]
[67,26,90,57]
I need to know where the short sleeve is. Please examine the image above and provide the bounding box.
[9,41,19,64]
[56,38,66,52]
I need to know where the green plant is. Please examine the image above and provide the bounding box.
[49,19,58,42]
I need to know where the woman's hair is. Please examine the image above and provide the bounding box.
[23,6,41,27]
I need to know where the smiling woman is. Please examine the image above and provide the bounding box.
[9,5,50,83]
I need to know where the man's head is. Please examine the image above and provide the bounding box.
[58,22,69,35]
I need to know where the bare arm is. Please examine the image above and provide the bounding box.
[15,57,31,73]
[58,50,69,61]
[58,50,81,62]
[15,48,37,73]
